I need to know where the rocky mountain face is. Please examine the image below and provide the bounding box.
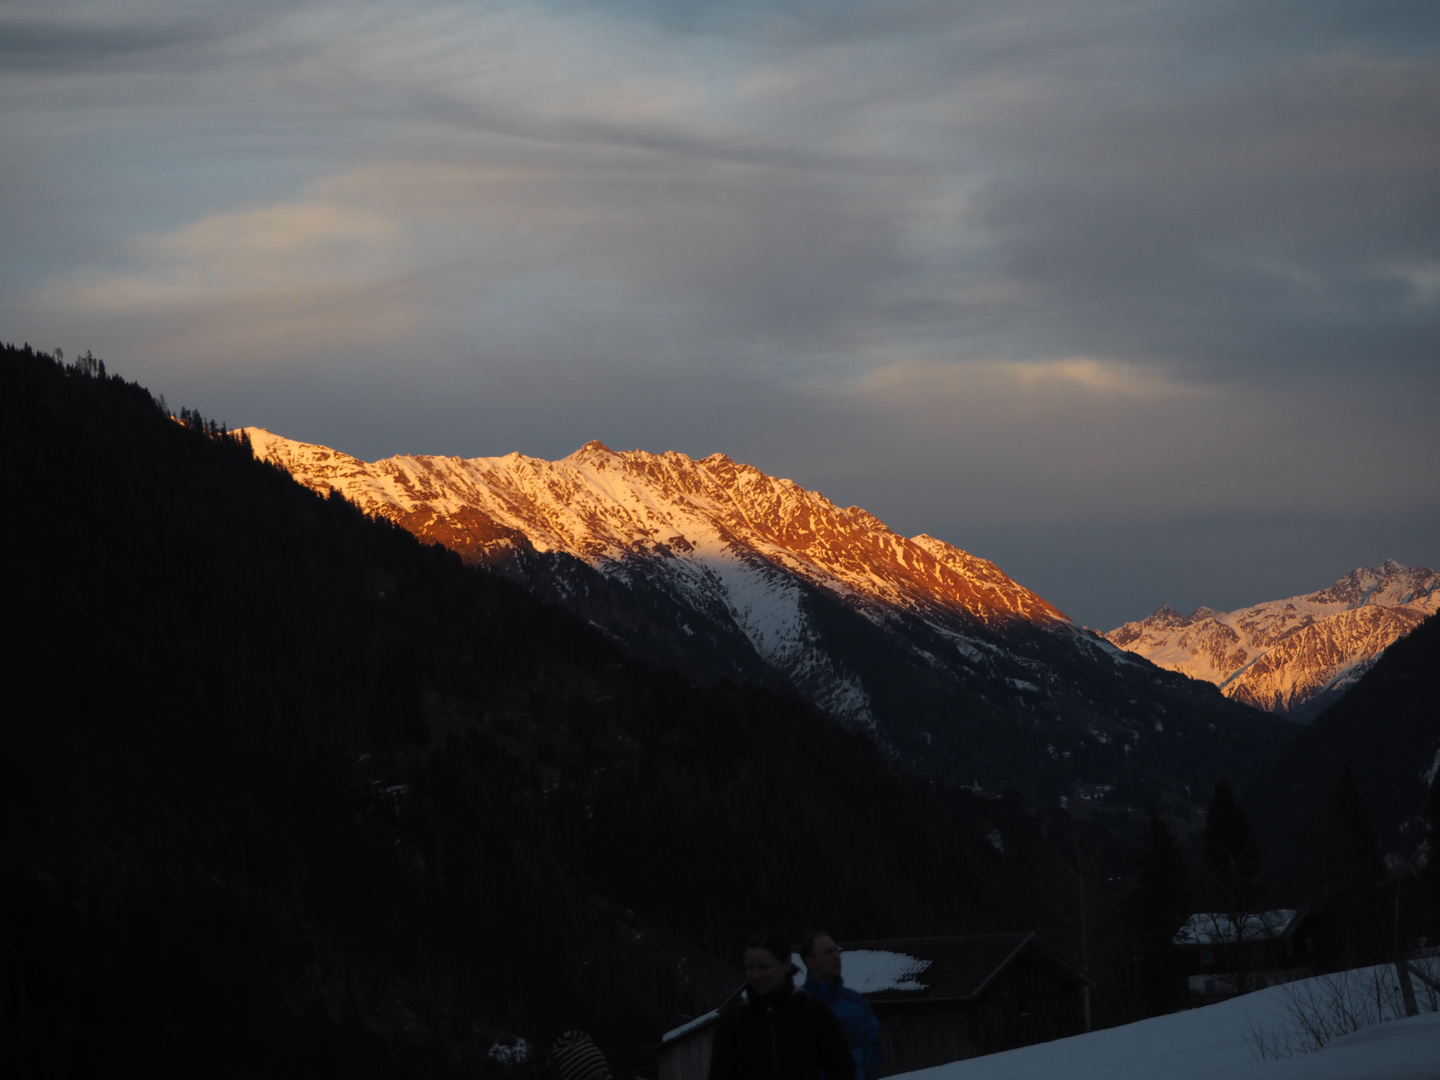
[1105,561,1439,721]
[246,429,1287,812]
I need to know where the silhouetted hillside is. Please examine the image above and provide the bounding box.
[1248,610,1439,892]
[0,343,1011,1077]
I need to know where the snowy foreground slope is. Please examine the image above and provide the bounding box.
[1105,561,1439,719]
[902,962,1440,1080]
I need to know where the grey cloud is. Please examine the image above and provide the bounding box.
[0,3,301,73]
[956,48,1440,375]
[0,20,216,70]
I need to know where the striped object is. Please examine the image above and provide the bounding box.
[551,1030,612,1080]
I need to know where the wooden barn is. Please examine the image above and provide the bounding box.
[657,933,1094,1080]
[843,934,1095,1074]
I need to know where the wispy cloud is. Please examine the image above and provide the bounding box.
[47,199,407,312]
[859,358,1207,404]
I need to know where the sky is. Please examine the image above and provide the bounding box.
[3,1,1438,629]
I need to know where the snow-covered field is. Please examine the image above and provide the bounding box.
[901,961,1440,1080]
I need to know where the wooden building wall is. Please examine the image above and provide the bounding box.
[658,1026,715,1080]
[874,952,1089,1076]
[873,1003,971,1075]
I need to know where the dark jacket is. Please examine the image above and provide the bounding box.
[801,973,881,1080]
[707,979,854,1080]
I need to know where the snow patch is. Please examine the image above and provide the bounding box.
[487,1038,532,1066]
[1423,748,1440,789]
[837,949,932,994]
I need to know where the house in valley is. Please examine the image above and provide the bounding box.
[1172,908,1318,1002]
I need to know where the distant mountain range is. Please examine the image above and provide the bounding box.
[245,428,1287,815]
[1104,561,1438,721]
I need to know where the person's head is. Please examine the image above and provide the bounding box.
[799,930,842,982]
[744,930,794,997]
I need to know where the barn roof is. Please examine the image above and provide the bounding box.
[840,933,1095,1004]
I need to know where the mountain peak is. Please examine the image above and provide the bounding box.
[567,439,617,461]
[1104,561,1438,717]
[247,429,1074,725]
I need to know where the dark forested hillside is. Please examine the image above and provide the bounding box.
[0,344,1008,1077]
[1248,610,1440,891]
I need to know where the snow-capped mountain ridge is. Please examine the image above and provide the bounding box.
[244,426,1287,804]
[244,428,1083,731]
[1105,561,1438,719]
[244,428,1070,642]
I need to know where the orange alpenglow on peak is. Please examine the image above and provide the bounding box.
[243,428,1069,632]
[1105,561,1439,718]
[243,428,1091,732]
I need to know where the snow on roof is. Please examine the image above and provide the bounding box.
[661,1005,721,1043]
[1173,909,1299,946]
[837,949,932,994]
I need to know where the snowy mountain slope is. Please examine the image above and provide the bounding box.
[1104,561,1439,719]
[244,431,1068,629]
[245,430,1077,726]
[245,428,1287,806]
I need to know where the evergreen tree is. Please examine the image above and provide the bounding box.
[1429,775,1440,940]
[1319,768,1384,968]
[1127,804,1191,1015]
[1202,781,1264,920]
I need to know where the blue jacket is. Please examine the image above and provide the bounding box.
[802,972,881,1080]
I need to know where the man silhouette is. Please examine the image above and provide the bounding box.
[799,931,881,1080]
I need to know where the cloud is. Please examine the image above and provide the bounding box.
[1376,261,1440,310]
[829,357,1437,530]
[51,200,405,309]
[859,358,1204,404]
[33,191,416,357]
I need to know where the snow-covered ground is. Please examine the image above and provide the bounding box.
[900,961,1440,1080]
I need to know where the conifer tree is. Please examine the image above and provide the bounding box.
[1127,804,1191,1014]
[1429,775,1440,940]
[1320,768,1384,968]
[1202,781,1264,921]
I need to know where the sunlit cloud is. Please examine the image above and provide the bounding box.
[30,189,417,357]
[46,199,406,312]
[857,357,1208,409]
